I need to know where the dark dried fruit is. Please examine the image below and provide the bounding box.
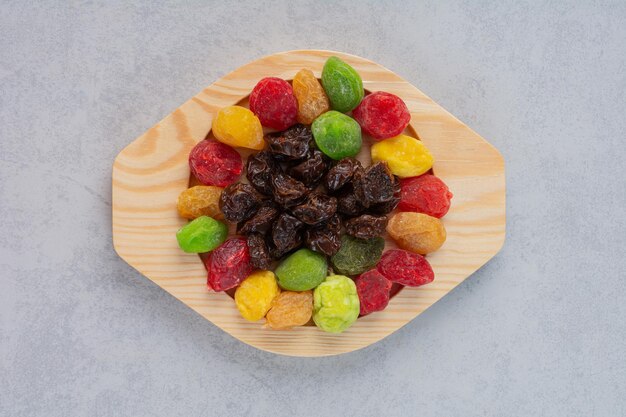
[354,162,396,207]
[271,173,310,208]
[219,183,262,223]
[325,157,362,193]
[237,204,279,235]
[265,124,312,161]
[246,233,272,270]
[205,237,252,291]
[368,176,401,214]
[291,192,337,225]
[336,188,365,216]
[331,235,384,276]
[271,213,304,257]
[345,214,388,239]
[246,151,279,195]
[305,215,342,256]
[288,149,328,186]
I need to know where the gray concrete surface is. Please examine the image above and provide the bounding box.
[1,1,625,416]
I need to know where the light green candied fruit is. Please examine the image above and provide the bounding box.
[274,248,328,291]
[311,111,362,160]
[313,275,360,333]
[176,215,228,253]
[321,56,364,113]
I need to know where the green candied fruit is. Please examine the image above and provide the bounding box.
[331,235,384,276]
[176,215,228,253]
[321,56,364,113]
[275,248,328,291]
[312,111,362,160]
[313,275,360,333]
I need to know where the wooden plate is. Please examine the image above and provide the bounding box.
[112,50,505,357]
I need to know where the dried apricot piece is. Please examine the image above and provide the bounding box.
[293,69,330,124]
[177,186,224,220]
[386,212,446,254]
[265,290,313,329]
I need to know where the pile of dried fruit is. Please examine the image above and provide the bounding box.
[175,56,453,333]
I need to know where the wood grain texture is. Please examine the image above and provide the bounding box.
[112,50,505,357]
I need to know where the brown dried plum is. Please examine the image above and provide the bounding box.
[291,192,337,225]
[304,215,342,256]
[237,204,279,235]
[265,124,312,161]
[288,149,328,186]
[325,157,362,193]
[219,183,261,223]
[246,233,272,270]
[354,162,396,207]
[246,151,279,196]
[271,213,304,257]
[368,176,401,214]
[271,173,310,208]
[336,188,365,216]
[345,214,388,239]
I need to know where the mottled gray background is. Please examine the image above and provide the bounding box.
[1,1,625,416]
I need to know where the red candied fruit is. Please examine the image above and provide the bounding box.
[399,174,453,218]
[355,269,393,316]
[205,237,252,291]
[189,140,243,187]
[352,91,411,140]
[377,249,434,287]
[249,77,298,130]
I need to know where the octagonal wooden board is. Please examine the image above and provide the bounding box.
[112,50,505,357]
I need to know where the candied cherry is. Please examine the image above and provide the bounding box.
[399,174,453,218]
[352,91,411,140]
[249,77,298,130]
[189,140,243,187]
[206,237,252,292]
[377,249,434,287]
[355,269,392,316]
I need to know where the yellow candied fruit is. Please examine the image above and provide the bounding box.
[212,106,264,150]
[370,134,434,178]
[386,212,447,254]
[235,270,280,322]
[176,186,224,220]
